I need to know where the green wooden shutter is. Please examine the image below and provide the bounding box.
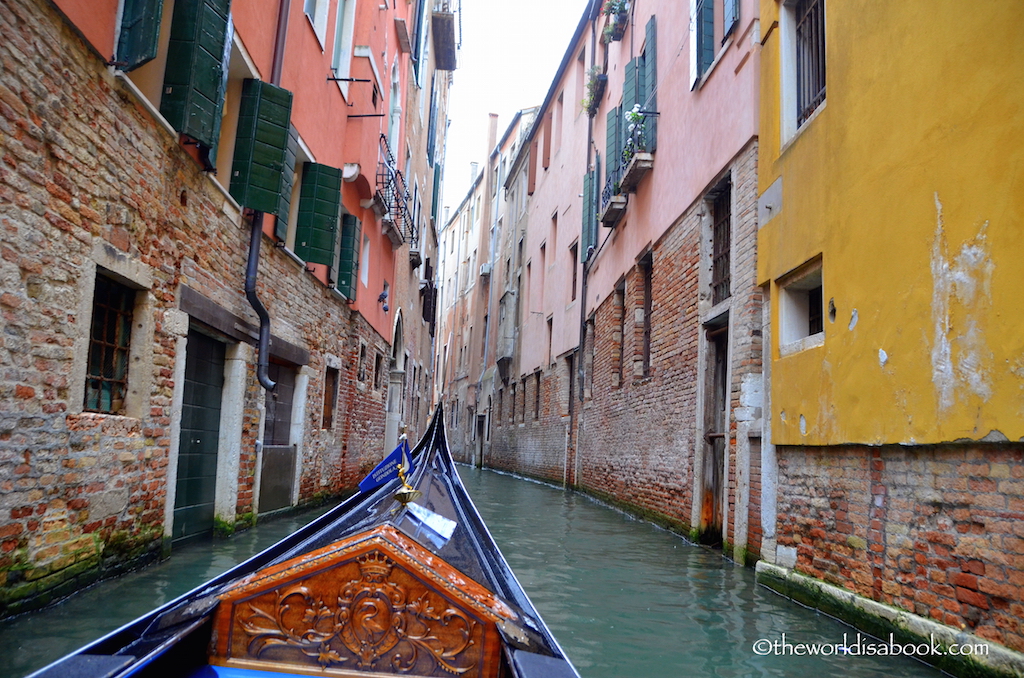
[644,16,658,152]
[606,107,620,177]
[724,0,739,39]
[581,170,593,262]
[698,0,715,76]
[335,214,361,300]
[229,79,294,214]
[273,126,300,240]
[160,0,232,148]
[623,59,642,157]
[117,0,164,71]
[294,163,343,266]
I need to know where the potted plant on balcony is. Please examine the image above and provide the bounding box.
[619,103,655,192]
[581,66,608,118]
[603,0,629,41]
[622,103,646,165]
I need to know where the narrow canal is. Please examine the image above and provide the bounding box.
[0,468,945,678]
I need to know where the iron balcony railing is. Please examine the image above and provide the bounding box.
[376,134,416,245]
[599,163,622,216]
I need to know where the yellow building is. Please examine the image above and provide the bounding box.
[757,0,1024,668]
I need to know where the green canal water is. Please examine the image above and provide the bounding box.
[0,467,944,678]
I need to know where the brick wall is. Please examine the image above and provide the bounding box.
[775,443,1024,652]
[0,0,394,615]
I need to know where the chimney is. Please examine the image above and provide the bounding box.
[470,162,479,183]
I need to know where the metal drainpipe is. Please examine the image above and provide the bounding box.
[246,212,276,391]
[243,0,290,392]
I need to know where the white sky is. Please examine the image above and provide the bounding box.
[439,0,591,219]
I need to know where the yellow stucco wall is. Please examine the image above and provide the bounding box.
[758,1,1024,446]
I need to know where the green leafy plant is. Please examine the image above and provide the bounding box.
[602,0,628,15]
[622,103,646,164]
[580,66,608,117]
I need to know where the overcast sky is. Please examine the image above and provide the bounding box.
[439,0,590,219]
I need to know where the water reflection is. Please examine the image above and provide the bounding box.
[459,466,942,678]
[0,468,947,678]
[0,504,335,678]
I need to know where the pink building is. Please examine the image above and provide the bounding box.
[486,0,765,561]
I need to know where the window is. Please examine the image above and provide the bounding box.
[304,0,330,47]
[374,353,385,390]
[85,275,136,413]
[357,343,368,381]
[322,366,339,429]
[781,0,826,141]
[779,264,824,354]
[569,243,579,301]
[334,214,361,300]
[533,372,541,420]
[711,182,731,305]
[640,254,653,378]
[690,1,735,86]
[331,0,357,98]
[692,0,715,82]
[795,0,826,125]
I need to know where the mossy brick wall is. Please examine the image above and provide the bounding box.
[775,443,1024,653]
[0,0,391,615]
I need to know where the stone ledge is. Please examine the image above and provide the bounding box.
[756,561,1024,678]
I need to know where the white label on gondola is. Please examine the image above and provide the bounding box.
[407,502,457,540]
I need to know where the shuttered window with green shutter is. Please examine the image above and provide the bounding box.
[606,106,621,177]
[643,16,657,152]
[228,79,294,214]
[117,0,164,71]
[294,163,343,266]
[274,126,300,240]
[160,0,232,150]
[623,57,645,156]
[696,0,715,77]
[582,170,593,262]
[335,214,361,300]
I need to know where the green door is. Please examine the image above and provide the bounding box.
[174,330,226,541]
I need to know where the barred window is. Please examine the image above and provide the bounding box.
[85,276,135,413]
[711,186,732,305]
[796,0,826,125]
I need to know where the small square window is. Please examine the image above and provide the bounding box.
[779,265,824,354]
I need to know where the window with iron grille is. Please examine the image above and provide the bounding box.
[85,275,135,413]
[796,0,826,125]
[711,186,732,305]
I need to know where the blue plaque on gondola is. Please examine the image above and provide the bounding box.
[358,440,413,492]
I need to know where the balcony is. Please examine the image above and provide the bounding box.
[619,152,653,193]
[375,134,416,249]
[619,122,653,193]
[598,165,626,226]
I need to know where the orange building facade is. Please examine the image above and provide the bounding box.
[0,0,455,615]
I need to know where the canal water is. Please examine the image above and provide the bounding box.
[0,468,944,678]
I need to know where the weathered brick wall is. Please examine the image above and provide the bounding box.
[0,0,391,615]
[488,367,572,484]
[775,443,1024,652]
[578,216,700,528]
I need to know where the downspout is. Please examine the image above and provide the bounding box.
[246,212,276,391]
[244,0,290,391]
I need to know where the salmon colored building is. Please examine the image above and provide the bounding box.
[0,0,456,615]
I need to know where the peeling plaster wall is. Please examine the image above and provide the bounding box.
[756,1,1024,446]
